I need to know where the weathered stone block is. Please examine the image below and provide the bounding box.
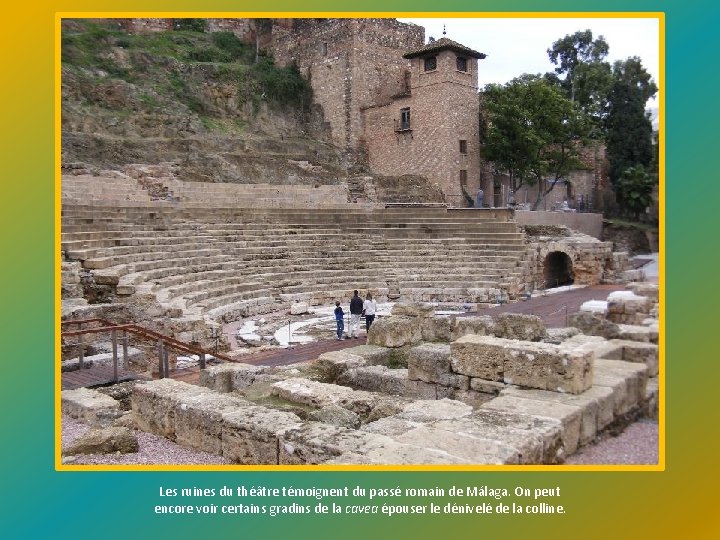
[405,379,441,399]
[450,335,505,381]
[543,327,580,344]
[174,393,250,455]
[62,387,122,427]
[63,426,139,456]
[222,406,303,464]
[481,394,582,454]
[393,425,522,464]
[270,378,404,421]
[420,316,453,342]
[432,411,564,464]
[315,350,367,382]
[501,385,614,446]
[309,405,361,429]
[611,339,659,376]
[199,364,238,393]
[449,389,494,407]
[131,379,210,440]
[367,315,422,348]
[450,315,495,341]
[336,366,410,396]
[628,282,659,301]
[592,359,649,416]
[469,378,506,395]
[568,311,620,339]
[617,324,656,344]
[326,443,471,465]
[343,344,395,366]
[452,335,593,394]
[397,398,473,422]
[290,301,309,315]
[607,291,654,324]
[391,302,435,317]
[278,422,395,464]
[493,313,547,341]
[407,343,469,389]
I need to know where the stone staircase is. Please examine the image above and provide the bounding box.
[62,180,532,336]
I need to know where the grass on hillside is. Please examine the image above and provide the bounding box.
[61,20,311,114]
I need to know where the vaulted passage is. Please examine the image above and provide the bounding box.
[544,251,574,288]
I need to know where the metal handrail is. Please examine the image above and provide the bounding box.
[61,319,239,382]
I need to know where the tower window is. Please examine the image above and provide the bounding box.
[399,108,411,130]
[456,56,468,72]
[459,140,468,154]
[424,56,437,71]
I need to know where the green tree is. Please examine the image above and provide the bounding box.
[615,165,655,219]
[548,30,610,103]
[606,57,657,192]
[481,75,590,210]
[547,30,613,133]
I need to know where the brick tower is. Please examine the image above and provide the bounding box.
[363,36,486,203]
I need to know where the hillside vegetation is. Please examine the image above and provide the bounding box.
[61,20,344,184]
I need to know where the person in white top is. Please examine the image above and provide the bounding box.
[363,292,377,332]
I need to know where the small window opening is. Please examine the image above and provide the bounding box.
[459,140,468,154]
[456,56,468,72]
[399,108,411,131]
[424,56,437,71]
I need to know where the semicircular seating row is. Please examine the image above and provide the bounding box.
[61,185,530,326]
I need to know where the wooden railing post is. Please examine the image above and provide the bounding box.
[157,340,165,378]
[111,329,118,383]
[78,335,84,370]
[122,331,129,369]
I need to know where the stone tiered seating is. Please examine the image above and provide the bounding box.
[62,189,530,328]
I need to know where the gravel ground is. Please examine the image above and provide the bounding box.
[565,419,659,465]
[61,415,232,466]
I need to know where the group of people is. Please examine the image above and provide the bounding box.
[333,290,377,340]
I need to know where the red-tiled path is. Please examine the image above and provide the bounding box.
[171,283,625,384]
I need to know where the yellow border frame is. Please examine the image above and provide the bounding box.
[55,11,665,473]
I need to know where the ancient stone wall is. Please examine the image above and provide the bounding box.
[117,18,173,33]
[271,18,424,156]
[602,222,657,254]
[522,229,616,289]
[515,210,604,239]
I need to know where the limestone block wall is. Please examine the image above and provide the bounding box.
[524,233,615,288]
[271,18,423,153]
[515,211,604,239]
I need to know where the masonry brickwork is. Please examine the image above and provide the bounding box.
[363,41,483,201]
[272,19,424,157]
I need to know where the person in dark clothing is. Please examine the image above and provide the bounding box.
[349,290,364,338]
[334,301,345,340]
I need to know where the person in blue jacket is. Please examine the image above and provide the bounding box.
[334,301,345,340]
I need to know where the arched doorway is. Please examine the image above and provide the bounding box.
[544,251,574,289]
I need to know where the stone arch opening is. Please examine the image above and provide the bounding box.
[544,251,574,289]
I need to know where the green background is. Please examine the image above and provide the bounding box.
[2,0,716,537]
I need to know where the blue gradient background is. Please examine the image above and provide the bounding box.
[1,0,716,538]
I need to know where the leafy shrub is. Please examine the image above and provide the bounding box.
[211,31,253,62]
